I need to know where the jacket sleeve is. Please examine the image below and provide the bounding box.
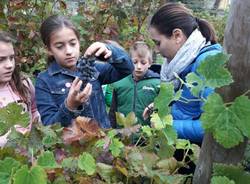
[35,77,85,126]
[96,44,134,85]
[173,120,204,143]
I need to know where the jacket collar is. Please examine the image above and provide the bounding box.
[132,69,160,81]
[48,62,76,77]
[48,62,63,76]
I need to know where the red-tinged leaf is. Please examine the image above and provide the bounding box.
[7,16,18,22]
[55,148,67,164]
[62,116,101,144]
[114,124,141,137]
[9,0,25,9]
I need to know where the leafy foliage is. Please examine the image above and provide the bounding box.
[211,176,235,184]
[154,83,175,120]
[115,111,137,128]
[186,53,233,97]
[78,152,96,175]
[0,157,21,184]
[37,151,60,169]
[213,163,250,184]
[0,103,30,135]
[13,165,47,184]
[197,53,233,88]
[201,94,250,148]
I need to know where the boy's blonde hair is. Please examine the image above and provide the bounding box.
[129,41,153,63]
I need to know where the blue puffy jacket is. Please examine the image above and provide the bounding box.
[172,44,222,143]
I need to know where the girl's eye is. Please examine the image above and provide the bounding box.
[55,44,63,49]
[70,42,77,46]
[10,55,15,61]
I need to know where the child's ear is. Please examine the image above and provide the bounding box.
[46,47,53,56]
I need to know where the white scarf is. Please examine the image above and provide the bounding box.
[160,29,207,89]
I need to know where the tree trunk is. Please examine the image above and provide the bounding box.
[193,0,250,183]
[213,0,221,9]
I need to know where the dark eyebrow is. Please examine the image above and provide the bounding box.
[54,38,77,45]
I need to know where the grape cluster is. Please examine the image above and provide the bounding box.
[76,56,99,84]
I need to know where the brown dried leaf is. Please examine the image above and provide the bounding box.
[62,116,101,144]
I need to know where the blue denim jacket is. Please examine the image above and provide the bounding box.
[35,44,133,128]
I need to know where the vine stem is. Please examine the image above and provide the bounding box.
[134,135,142,147]
[242,90,250,96]
[31,148,34,166]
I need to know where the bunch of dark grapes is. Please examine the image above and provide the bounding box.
[76,56,99,85]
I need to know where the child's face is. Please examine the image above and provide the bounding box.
[0,41,15,86]
[48,27,80,70]
[132,52,151,81]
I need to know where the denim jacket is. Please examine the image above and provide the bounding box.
[35,44,133,128]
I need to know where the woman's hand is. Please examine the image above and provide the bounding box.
[142,103,154,120]
[84,42,112,59]
[66,77,92,110]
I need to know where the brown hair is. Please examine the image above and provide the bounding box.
[0,31,31,104]
[40,15,80,65]
[129,41,153,63]
[150,3,217,44]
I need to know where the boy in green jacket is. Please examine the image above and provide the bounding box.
[109,41,160,127]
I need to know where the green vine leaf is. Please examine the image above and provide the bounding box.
[151,113,173,130]
[37,151,61,169]
[186,72,204,97]
[201,93,250,148]
[213,163,250,183]
[61,157,78,170]
[78,152,96,175]
[115,112,137,128]
[109,138,124,157]
[211,176,235,184]
[13,165,47,184]
[142,125,152,137]
[154,83,175,120]
[162,125,177,145]
[0,157,21,184]
[0,103,30,135]
[197,53,233,88]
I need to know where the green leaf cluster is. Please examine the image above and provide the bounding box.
[213,163,250,184]
[0,103,30,135]
[201,94,250,148]
[78,152,96,175]
[186,53,233,97]
[154,83,175,120]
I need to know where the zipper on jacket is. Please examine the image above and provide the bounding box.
[132,80,137,113]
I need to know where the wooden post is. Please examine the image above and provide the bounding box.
[193,0,250,183]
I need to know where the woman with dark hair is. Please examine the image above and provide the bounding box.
[143,2,222,143]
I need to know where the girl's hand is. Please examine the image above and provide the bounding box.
[66,77,92,110]
[84,42,112,59]
[142,103,154,120]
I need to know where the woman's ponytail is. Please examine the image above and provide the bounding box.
[196,17,217,44]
